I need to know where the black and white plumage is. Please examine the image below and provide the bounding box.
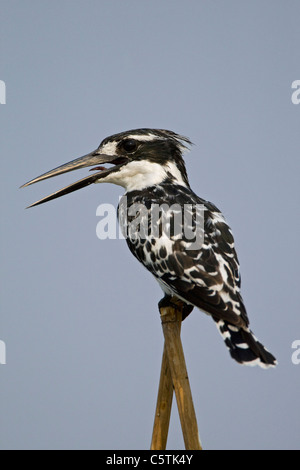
[22,128,277,368]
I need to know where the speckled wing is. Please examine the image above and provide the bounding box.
[120,183,248,328]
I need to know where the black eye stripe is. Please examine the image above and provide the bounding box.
[121,139,138,153]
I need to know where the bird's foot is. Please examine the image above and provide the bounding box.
[158,295,194,321]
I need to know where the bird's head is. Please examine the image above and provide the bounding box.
[21,128,192,207]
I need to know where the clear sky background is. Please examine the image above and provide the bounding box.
[0,1,299,450]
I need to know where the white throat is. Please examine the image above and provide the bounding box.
[96,160,187,192]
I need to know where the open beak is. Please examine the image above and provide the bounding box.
[21,150,128,208]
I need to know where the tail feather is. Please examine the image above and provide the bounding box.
[214,318,277,369]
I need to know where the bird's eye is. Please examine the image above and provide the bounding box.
[122,139,138,153]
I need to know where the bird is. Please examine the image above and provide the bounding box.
[21,128,277,368]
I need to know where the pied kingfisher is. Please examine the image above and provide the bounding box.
[22,128,276,368]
